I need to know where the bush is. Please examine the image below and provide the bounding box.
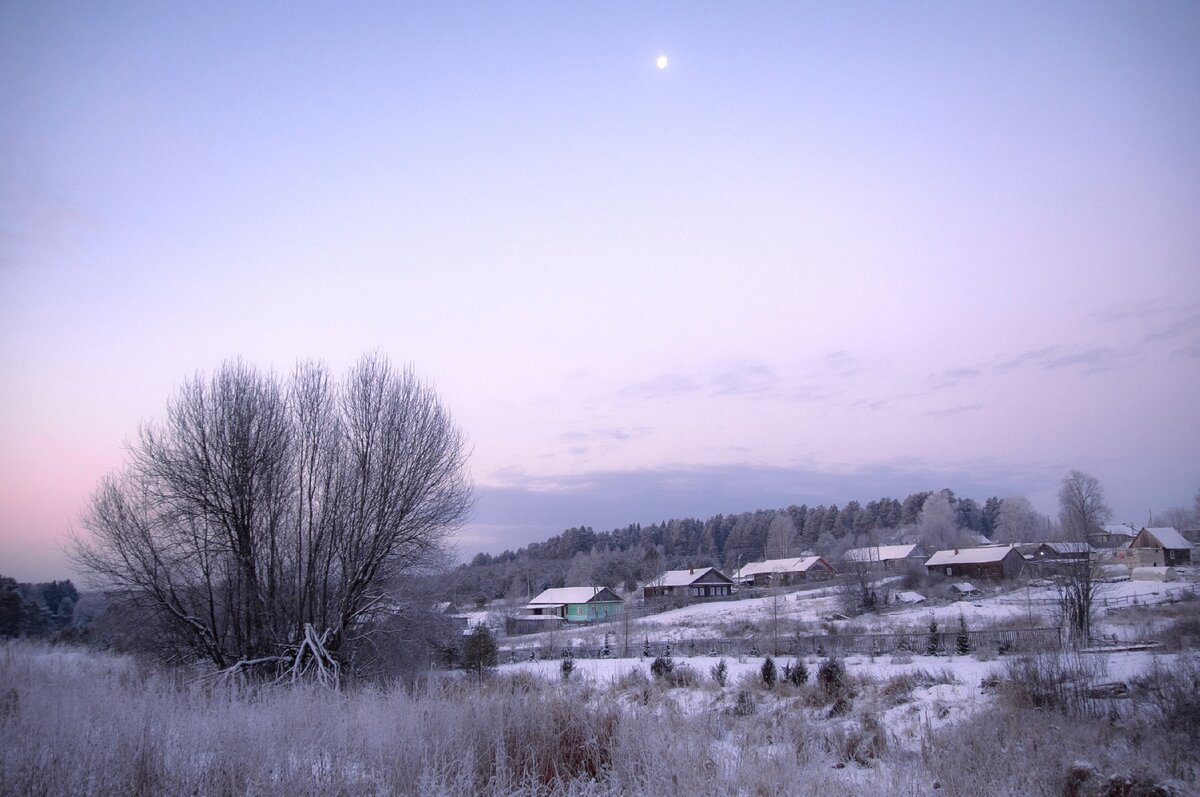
[787,658,808,687]
[668,662,699,688]
[711,658,728,687]
[817,657,847,698]
[650,655,674,680]
[732,689,756,716]
[462,625,497,677]
[760,656,777,689]
[560,658,574,681]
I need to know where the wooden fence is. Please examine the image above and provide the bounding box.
[502,625,1062,661]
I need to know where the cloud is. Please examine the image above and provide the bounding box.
[922,403,984,418]
[557,426,651,444]
[996,346,1117,375]
[997,346,1060,372]
[617,362,775,400]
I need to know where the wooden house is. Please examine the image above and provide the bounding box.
[523,587,624,623]
[841,544,927,569]
[643,567,734,601]
[733,556,836,587]
[1091,525,1137,548]
[925,545,1024,580]
[1128,527,1193,567]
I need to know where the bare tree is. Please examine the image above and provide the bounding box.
[1153,505,1197,532]
[1055,470,1110,643]
[994,496,1044,543]
[764,513,798,560]
[73,354,472,684]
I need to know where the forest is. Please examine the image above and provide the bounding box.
[444,490,1009,605]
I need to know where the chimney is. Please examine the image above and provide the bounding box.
[689,565,694,574]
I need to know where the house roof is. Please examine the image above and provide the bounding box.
[894,591,926,604]
[843,544,921,563]
[1040,542,1093,555]
[736,556,829,578]
[645,567,729,588]
[1100,525,1137,538]
[1138,527,1194,550]
[526,587,622,606]
[925,546,1019,566]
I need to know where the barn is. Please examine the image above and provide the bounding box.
[733,556,836,587]
[1128,527,1193,567]
[925,546,1024,580]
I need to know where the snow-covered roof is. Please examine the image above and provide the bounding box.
[1101,525,1137,538]
[526,587,621,606]
[1139,527,1194,550]
[736,556,828,578]
[952,582,979,594]
[925,546,1018,566]
[1041,541,1093,554]
[894,590,926,604]
[843,544,921,563]
[646,567,724,587]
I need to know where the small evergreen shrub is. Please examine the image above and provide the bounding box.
[788,658,808,687]
[760,656,777,689]
[817,657,847,699]
[560,657,574,681]
[711,658,728,687]
[650,655,674,680]
[955,616,971,656]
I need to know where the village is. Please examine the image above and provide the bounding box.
[443,524,1195,656]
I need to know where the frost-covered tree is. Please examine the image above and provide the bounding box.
[73,355,472,683]
[917,491,965,550]
[995,496,1043,543]
[764,513,799,560]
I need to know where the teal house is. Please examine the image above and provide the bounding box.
[523,587,624,623]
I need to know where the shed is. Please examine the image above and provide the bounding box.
[841,544,927,569]
[925,545,1024,580]
[1128,527,1193,567]
[1033,542,1093,561]
[733,556,836,587]
[643,567,734,601]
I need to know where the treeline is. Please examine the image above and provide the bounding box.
[0,576,81,639]
[445,490,1002,605]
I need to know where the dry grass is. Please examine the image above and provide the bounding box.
[2,641,1196,796]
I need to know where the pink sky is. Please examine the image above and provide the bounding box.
[2,2,1198,580]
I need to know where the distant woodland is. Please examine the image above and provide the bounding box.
[444,490,1013,605]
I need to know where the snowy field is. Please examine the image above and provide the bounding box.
[497,572,1198,652]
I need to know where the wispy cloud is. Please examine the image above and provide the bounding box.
[922,403,984,418]
[996,346,1117,375]
[557,426,651,444]
[618,362,776,400]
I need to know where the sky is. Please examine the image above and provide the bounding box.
[2,2,1198,581]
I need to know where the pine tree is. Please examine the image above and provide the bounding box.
[956,615,971,655]
[760,656,777,689]
[926,616,940,656]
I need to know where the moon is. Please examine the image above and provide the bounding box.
[656,55,668,69]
